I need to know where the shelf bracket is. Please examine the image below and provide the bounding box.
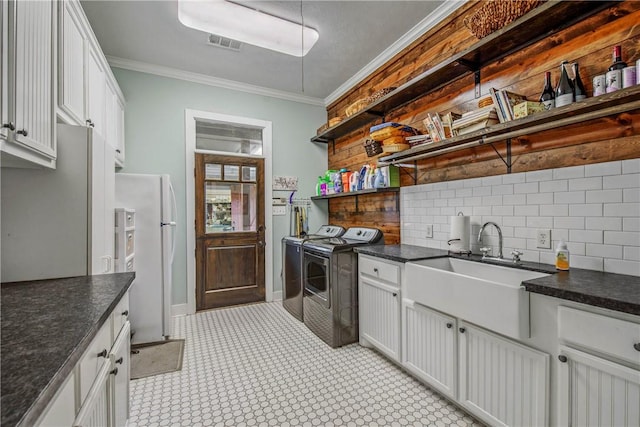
[395,162,418,185]
[332,139,336,155]
[487,137,513,174]
[457,59,481,98]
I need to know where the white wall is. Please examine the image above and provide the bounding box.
[112,68,328,305]
[401,159,640,276]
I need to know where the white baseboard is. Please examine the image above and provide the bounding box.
[271,290,283,302]
[172,303,189,317]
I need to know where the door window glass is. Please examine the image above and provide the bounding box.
[205,181,257,233]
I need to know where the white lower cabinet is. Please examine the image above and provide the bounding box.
[402,300,457,399]
[73,360,111,427]
[36,372,76,426]
[358,255,401,362]
[458,322,549,427]
[557,305,640,426]
[558,346,640,427]
[110,322,131,427]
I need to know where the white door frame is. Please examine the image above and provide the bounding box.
[185,109,273,315]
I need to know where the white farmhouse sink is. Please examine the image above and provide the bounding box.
[405,258,550,339]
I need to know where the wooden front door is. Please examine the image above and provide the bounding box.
[195,153,265,310]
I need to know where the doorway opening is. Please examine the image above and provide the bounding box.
[185,110,273,314]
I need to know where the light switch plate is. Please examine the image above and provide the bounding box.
[537,229,551,249]
[426,224,433,238]
[272,205,286,216]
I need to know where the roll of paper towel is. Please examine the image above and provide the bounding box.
[449,213,470,253]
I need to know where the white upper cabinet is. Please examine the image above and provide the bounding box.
[58,0,86,124]
[1,0,56,168]
[87,46,105,137]
[57,0,126,167]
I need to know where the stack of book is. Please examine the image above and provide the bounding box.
[489,88,528,122]
[450,106,499,135]
[422,111,462,142]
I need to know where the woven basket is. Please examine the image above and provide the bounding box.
[345,98,369,117]
[464,0,543,39]
[364,139,383,157]
[368,87,396,104]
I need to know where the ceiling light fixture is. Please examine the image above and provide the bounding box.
[178,0,319,57]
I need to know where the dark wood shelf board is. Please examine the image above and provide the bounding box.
[311,187,400,200]
[310,0,617,144]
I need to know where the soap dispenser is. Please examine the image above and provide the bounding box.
[555,240,570,270]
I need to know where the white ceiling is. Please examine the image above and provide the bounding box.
[80,1,450,104]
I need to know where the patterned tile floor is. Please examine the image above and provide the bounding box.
[129,302,484,427]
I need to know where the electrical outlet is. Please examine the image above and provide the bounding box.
[426,224,433,238]
[536,229,551,249]
[272,205,286,216]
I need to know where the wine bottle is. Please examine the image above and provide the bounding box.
[539,71,555,110]
[606,45,627,93]
[573,63,587,102]
[608,45,627,71]
[555,61,574,108]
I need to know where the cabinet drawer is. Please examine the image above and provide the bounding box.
[359,256,399,285]
[126,257,134,272]
[125,211,135,228]
[558,306,640,366]
[112,291,130,343]
[78,320,111,405]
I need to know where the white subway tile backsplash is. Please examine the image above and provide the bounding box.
[540,180,567,193]
[624,246,640,261]
[604,231,640,246]
[624,217,640,232]
[553,165,584,180]
[604,259,640,276]
[527,192,554,205]
[553,191,585,204]
[585,162,621,177]
[585,217,622,231]
[515,205,539,216]
[586,189,623,204]
[503,194,527,205]
[540,204,568,216]
[569,229,603,244]
[569,204,602,217]
[569,177,602,191]
[572,255,604,271]
[586,243,623,259]
[527,216,553,229]
[514,182,539,194]
[401,160,639,276]
[554,217,585,230]
[603,174,640,189]
[624,188,640,202]
[603,203,639,217]
[622,159,640,174]
[526,169,553,182]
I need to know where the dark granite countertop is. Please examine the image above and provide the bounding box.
[356,244,640,316]
[1,273,135,427]
[355,244,449,262]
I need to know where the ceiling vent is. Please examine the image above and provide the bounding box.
[207,34,242,51]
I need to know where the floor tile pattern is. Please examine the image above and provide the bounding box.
[129,302,484,427]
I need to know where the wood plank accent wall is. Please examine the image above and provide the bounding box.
[325,1,640,244]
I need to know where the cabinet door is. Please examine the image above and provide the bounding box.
[359,277,401,361]
[58,0,86,124]
[402,300,457,399]
[458,322,549,427]
[114,97,125,166]
[104,82,117,150]
[110,321,130,427]
[86,46,105,136]
[74,359,111,427]
[11,0,55,159]
[78,319,111,405]
[558,346,640,427]
[36,371,76,426]
[1,0,7,141]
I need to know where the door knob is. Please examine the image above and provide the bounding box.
[258,225,265,232]
[258,241,265,247]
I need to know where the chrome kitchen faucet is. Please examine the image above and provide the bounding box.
[477,221,503,259]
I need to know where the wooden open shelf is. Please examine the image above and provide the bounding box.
[310,0,616,144]
[378,85,640,165]
[311,187,399,200]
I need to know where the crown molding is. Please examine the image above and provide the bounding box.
[324,0,467,106]
[106,56,325,107]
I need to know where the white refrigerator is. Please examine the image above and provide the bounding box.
[115,173,177,344]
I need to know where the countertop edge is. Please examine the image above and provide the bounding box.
[16,274,135,427]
